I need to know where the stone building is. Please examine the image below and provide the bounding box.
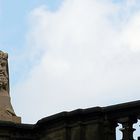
[0,100,140,140]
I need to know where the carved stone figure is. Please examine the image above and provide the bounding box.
[0,51,21,123]
[0,51,9,92]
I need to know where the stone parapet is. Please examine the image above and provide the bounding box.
[0,100,140,139]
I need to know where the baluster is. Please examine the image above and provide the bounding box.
[119,117,137,140]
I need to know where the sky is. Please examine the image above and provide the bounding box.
[1,0,140,133]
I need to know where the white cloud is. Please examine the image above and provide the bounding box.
[13,0,140,123]
[122,12,140,51]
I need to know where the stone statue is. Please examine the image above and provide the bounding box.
[0,51,21,123]
[0,51,9,93]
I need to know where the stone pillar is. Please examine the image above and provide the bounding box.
[0,51,21,123]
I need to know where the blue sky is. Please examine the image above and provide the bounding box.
[1,1,140,138]
[0,0,63,54]
[0,0,63,85]
[0,0,61,50]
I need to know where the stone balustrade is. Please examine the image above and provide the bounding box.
[0,100,140,140]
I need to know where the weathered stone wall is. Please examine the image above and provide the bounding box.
[35,108,107,140]
[0,100,140,140]
[38,120,105,140]
[0,122,34,140]
[0,107,106,140]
